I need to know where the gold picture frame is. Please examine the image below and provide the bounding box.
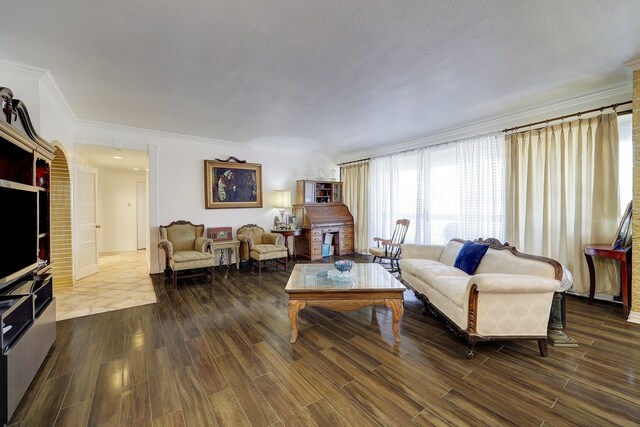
[204,160,263,209]
[611,201,632,250]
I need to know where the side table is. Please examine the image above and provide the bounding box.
[271,228,301,260]
[210,240,240,270]
[583,244,631,318]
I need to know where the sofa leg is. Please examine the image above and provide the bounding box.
[258,260,262,275]
[284,257,288,271]
[466,342,476,359]
[538,339,548,357]
[209,266,215,285]
[172,270,177,289]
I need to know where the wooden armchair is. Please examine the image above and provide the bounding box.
[158,220,215,288]
[237,224,288,274]
[368,219,410,272]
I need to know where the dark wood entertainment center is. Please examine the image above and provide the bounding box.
[0,87,56,425]
[293,180,355,260]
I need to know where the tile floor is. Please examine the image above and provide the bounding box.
[54,250,156,320]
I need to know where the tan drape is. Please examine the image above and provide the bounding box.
[506,113,620,295]
[341,161,369,253]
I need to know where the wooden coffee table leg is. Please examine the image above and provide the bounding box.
[385,298,404,343]
[288,300,306,343]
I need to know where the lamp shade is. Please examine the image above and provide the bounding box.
[274,190,291,208]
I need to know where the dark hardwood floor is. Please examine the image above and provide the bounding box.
[9,257,640,427]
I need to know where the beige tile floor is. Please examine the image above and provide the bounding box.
[54,250,156,320]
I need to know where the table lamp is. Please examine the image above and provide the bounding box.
[274,190,291,226]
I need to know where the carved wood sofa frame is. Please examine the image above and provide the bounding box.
[404,238,563,359]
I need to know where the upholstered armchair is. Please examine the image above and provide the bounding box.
[237,224,288,274]
[158,220,215,288]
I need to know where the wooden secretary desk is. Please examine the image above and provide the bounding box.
[293,180,355,260]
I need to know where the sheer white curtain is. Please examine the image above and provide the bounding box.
[506,113,620,295]
[369,132,505,246]
[341,161,370,253]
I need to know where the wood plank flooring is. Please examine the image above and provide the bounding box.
[9,258,640,426]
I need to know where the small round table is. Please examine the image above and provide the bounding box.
[271,228,301,260]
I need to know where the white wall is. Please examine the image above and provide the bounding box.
[38,77,74,150]
[97,167,146,253]
[0,65,41,131]
[74,121,338,274]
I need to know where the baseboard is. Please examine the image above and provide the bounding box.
[627,311,640,324]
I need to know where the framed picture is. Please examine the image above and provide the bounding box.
[611,201,632,250]
[204,160,263,209]
[207,227,233,241]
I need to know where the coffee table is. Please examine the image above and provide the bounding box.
[285,263,406,344]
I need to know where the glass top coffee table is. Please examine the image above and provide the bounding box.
[285,263,406,344]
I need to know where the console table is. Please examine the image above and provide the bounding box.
[583,244,631,318]
[210,240,240,270]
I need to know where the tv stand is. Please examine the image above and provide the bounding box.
[0,87,56,425]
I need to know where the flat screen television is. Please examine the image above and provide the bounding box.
[0,183,38,289]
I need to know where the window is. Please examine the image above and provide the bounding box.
[369,133,505,246]
[618,113,632,215]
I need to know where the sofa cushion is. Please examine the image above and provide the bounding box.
[401,259,447,277]
[454,240,489,275]
[475,248,557,279]
[414,262,468,287]
[438,240,464,266]
[430,276,469,308]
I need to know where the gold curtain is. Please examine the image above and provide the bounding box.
[506,113,620,295]
[341,161,370,253]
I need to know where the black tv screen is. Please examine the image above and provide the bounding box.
[0,184,38,286]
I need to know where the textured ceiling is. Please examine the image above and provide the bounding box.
[1,1,639,155]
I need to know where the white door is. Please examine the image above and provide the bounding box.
[75,165,100,279]
[136,181,146,250]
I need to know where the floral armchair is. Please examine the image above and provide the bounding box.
[158,220,215,288]
[237,224,288,274]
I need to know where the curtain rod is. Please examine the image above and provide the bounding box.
[503,101,632,133]
[338,158,370,166]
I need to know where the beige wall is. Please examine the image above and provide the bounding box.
[633,69,640,315]
[51,147,73,286]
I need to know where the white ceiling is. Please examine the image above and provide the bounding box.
[1,1,639,156]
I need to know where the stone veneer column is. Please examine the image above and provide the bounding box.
[631,61,640,323]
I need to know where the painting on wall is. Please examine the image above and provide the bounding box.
[204,160,263,209]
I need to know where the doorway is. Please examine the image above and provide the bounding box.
[74,144,149,274]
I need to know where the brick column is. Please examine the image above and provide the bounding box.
[630,60,640,323]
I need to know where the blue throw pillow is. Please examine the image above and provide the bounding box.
[454,240,489,275]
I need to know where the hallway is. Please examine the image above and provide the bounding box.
[54,251,156,320]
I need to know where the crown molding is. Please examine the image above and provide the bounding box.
[628,311,640,324]
[0,61,45,78]
[73,118,249,150]
[338,82,632,163]
[0,61,77,122]
[624,58,640,71]
[39,70,77,121]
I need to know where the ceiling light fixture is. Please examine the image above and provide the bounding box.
[113,155,122,159]
[133,168,140,171]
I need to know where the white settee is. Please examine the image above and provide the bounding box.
[400,238,562,358]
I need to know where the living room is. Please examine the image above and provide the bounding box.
[1,1,639,426]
